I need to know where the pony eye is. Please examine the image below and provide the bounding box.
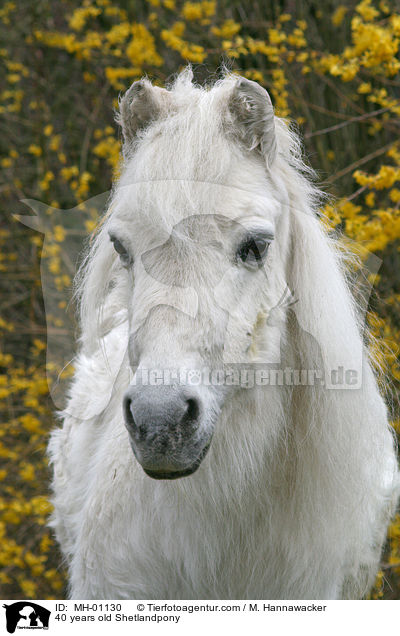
[112,238,127,255]
[237,236,270,269]
[110,235,131,266]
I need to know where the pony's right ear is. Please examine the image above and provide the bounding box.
[117,79,172,148]
[228,77,277,168]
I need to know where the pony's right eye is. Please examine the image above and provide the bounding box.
[112,238,127,256]
[109,235,131,267]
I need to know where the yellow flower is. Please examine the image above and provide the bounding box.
[53,225,66,242]
[105,66,141,90]
[355,0,380,22]
[49,135,61,151]
[31,496,53,517]
[181,1,216,21]
[244,70,264,83]
[28,144,42,157]
[68,7,101,32]
[105,22,131,45]
[365,192,375,207]
[85,220,97,233]
[211,20,241,39]
[19,464,35,482]
[390,188,400,203]
[48,257,60,274]
[391,15,400,36]
[20,414,43,434]
[93,136,121,168]
[332,6,348,26]
[161,25,206,63]
[60,165,79,180]
[287,27,306,48]
[83,71,96,83]
[358,82,372,93]
[40,534,53,553]
[268,28,286,45]
[39,170,54,192]
[127,24,163,67]
[0,317,14,332]
[20,580,37,598]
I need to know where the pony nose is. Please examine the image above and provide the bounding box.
[123,384,201,440]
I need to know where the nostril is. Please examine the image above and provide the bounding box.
[123,389,202,443]
[123,397,135,428]
[185,397,200,422]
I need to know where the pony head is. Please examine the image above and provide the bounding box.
[77,69,322,479]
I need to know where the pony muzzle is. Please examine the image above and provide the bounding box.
[123,384,212,479]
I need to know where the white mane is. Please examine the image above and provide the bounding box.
[48,69,399,600]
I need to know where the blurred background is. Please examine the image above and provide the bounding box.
[0,0,399,599]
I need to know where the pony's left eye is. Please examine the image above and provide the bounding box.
[236,236,270,269]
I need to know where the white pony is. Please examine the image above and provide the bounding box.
[48,69,399,600]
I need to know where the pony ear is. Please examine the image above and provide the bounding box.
[117,79,172,147]
[228,77,277,167]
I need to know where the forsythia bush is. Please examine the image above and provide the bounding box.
[0,0,399,599]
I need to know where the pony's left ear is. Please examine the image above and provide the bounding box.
[117,79,172,149]
[228,77,276,167]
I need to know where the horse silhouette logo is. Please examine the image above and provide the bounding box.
[17,196,381,410]
[3,602,50,633]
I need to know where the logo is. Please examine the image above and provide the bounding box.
[3,603,50,634]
